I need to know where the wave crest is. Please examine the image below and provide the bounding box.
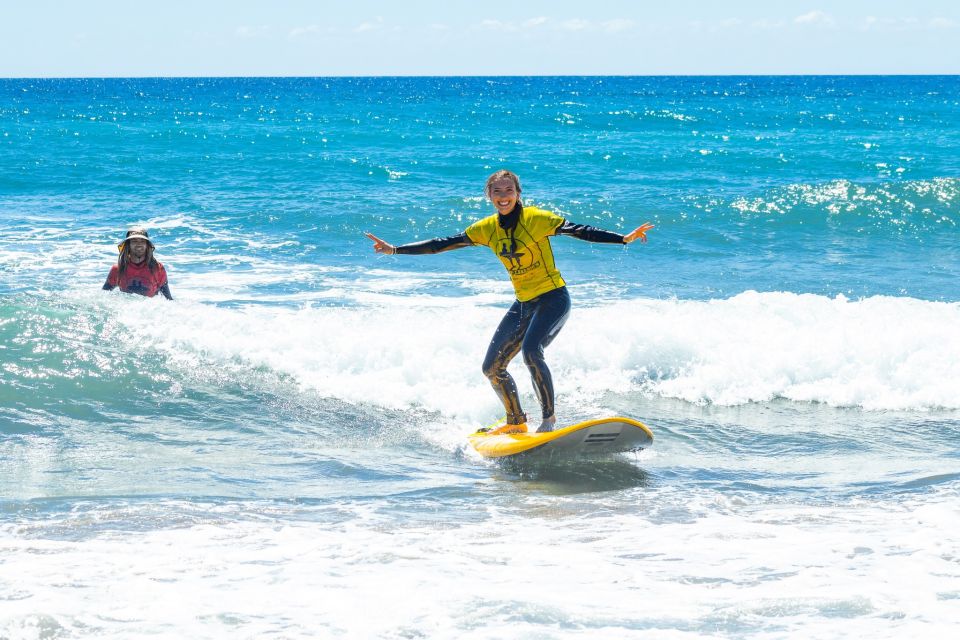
[6,290,954,416]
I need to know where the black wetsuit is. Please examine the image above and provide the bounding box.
[482,285,571,425]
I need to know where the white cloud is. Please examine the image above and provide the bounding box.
[861,16,902,31]
[478,16,633,34]
[928,17,957,29]
[601,18,636,33]
[794,10,836,28]
[861,16,953,31]
[751,19,786,30]
[561,19,591,31]
[355,17,384,33]
[288,25,325,39]
[479,19,517,31]
[695,17,788,32]
[235,25,270,39]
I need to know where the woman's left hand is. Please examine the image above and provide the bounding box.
[624,222,655,244]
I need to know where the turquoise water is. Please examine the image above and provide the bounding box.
[2,77,959,638]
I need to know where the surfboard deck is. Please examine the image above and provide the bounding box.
[468,416,653,461]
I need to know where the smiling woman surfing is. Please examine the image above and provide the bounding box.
[366,170,653,433]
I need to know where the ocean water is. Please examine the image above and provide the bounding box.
[1,76,959,638]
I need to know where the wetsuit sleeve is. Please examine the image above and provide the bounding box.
[394,233,474,255]
[554,221,626,244]
[102,265,119,290]
[156,265,172,300]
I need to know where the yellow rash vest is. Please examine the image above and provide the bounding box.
[465,206,567,302]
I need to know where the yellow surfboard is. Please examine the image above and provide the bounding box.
[468,416,653,460]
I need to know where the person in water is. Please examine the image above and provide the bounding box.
[366,170,653,433]
[102,228,173,300]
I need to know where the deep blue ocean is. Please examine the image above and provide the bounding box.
[2,76,959,638]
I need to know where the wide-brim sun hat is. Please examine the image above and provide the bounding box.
[117,228,155,252]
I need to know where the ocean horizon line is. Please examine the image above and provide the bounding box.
[2,72,959,81]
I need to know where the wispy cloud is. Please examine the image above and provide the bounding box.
[355,17,385,33]
[479,19,517,31]
[929,17,958,29]
[601,19,636,33]
[863,16,914,30]
[794,10,836,28]
[560,19,591,31]
[699,12,956,33]
[862,16,958,31]
[289,25,326,39]
[235,25,270,39]
[692,17,747,33]
[750,19,786,30]
[718,18,743,29]
[478,17,635,33]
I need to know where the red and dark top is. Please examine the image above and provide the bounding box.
[103,261,172,299]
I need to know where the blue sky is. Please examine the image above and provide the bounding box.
[2,1,958,76]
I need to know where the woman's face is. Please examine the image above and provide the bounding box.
[487,177,519,215]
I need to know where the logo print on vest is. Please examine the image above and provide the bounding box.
[498,240,526,271]
[125,279,150,296]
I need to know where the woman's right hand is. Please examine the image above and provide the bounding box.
[365,232,396,255]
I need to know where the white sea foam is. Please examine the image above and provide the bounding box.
[2,489,958,638]
[95,289,960,417]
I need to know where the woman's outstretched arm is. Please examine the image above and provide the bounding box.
[365,232,474,255]
[554,221,654,244]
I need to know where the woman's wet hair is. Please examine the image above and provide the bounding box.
[485,169,522,197]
